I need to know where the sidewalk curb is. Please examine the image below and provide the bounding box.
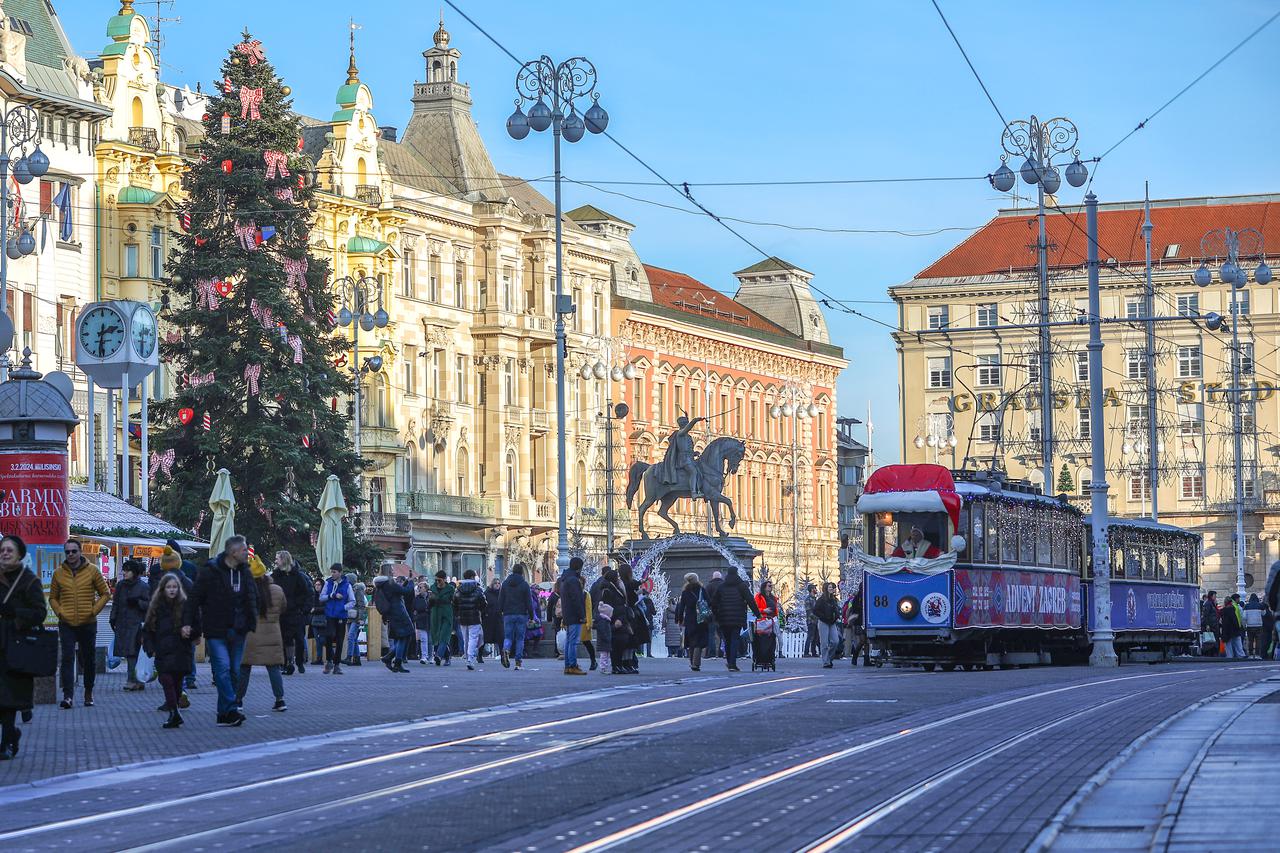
[1026,677,1276,853]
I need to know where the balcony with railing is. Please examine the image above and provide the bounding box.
[355,184,383,205]
[358,512,410,537]
[530,408,549,432]
[397,491,495,523]
[128,126,159,152]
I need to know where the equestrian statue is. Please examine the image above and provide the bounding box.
[625,416,746,538]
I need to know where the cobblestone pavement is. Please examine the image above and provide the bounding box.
[0,659,1275,852]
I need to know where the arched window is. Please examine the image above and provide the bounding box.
[505,450,517,501]
[432,59,443,81]
[356,157,368,185]
[456,447,469,496]
[576,460,587,505]
[449,61,457,80]
[131,97,144,127]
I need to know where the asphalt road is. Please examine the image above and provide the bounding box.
[0,658,1275,852]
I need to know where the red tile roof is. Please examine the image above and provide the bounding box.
[916,195,1279,280]
[642,264,789,335]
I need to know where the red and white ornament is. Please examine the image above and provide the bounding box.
[202,412,212,431]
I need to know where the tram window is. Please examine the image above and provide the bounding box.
[1157,551,1171,582]
[958,507,970,556]
[1068,538,1080,574]
[1000,507,1019,564]
[1142,550,1156,580]
[1051,523,1066,567]
[1124,550,1142,579]
[1036,523,1052,566]
[1019,509,1036,565]
[971,504,986,562]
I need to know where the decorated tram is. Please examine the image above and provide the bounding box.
[854,464,1200,669]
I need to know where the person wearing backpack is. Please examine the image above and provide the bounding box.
[675,572,710,672]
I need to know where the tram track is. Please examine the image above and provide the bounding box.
[0,675,816,847]
[558,668,1221,852]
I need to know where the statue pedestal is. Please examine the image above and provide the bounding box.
[615,535,762,591]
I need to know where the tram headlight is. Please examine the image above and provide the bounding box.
[897,596,919,620]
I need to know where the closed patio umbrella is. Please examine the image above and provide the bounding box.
[316,474,347,571]
[208,467,236,556]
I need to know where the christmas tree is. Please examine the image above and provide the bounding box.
[151,32,369,566]
[1056,463,1075,495]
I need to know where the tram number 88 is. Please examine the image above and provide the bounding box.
[873,595,889,608]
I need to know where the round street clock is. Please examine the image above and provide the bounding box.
[130,304,157,359]
[78,304,126,359]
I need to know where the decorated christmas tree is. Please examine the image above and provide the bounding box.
[151,32,368,565]
[1056,463,1075,495]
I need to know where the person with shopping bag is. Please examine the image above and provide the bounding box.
[111,560,151,691]
[0,535,48,761]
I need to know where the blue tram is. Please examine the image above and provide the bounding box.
[855,464,1200,669]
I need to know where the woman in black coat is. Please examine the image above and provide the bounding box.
[675,572,709,672]
[482,578,503,656]
[412,584,432,664]
[617,564,645,673]
[0,535,46,760]
[598,568,633,675]
[307,578,328,665]
[142,573,195,728]
[111,561,151,691]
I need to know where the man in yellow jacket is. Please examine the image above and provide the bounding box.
[48,539,110,708]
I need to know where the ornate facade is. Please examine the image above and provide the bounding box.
[894,193,1280,594]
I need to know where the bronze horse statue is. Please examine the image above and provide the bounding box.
[625,436,745,538]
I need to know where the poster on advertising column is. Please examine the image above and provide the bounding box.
[0,450,71,620]
[953,568,1082,629]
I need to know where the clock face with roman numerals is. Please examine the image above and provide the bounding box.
[78,305,126,360]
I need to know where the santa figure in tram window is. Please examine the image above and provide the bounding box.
[891,525,942,560]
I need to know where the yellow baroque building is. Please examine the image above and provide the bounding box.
[87,7,848,582]
[894,193,1280,594]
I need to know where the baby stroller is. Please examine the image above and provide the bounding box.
[751,617,777,671]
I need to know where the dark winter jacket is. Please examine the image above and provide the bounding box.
[148,560,197,595]
[1221,601,1243,642]
[710,570,759,629]
[676,584,710,649]
[0,567,47,711]
[110,576,150,656]
[320,576,352,620]
[413,592,432,630]
[372,577,414,640]
[1266,560,1280,613]
[272,564,313,643]
[455,579,487,627]
[183,554,258,640]
[482,585,503,643]
[143,601,194,677]
[814,592,839,626]
[598,579,631,640]
[1201,597,1222,634]
[498,573,533,617]
[428,581,456,646]
[558,571,586,626]
[705,577,724,621]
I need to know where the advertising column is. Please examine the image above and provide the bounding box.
[0,451,70,601]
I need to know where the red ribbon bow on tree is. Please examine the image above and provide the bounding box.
[250,298,276,331]
[236,39,265,65]
[283,257,308,290]
[148,449,175,478]
[233,220,258,251]
[239,86,263,120]
[287,334,303,364]
[273,186,295,203]
[196,278,220,310]
[243,363,262,395]
[186,371,216,388]
[263,150,290,179]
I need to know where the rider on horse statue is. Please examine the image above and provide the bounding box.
[657,415,705,499]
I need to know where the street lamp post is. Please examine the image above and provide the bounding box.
[1194,228,1271,596]
[579,339,637,554]
[989,116,1088,493]
[331,274,388,491]
[507,56,609,577]
[770,382,819,604]
[0,103,48,369]
[913,421,958,465]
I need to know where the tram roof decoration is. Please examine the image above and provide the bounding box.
[857,464,961,531]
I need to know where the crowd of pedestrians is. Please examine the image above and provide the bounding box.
[1199,563,1280,659]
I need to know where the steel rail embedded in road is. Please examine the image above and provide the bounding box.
[117,684,816,852]
[562,668,1220,852]
[797,677,1203,852]
[0,675,817,845]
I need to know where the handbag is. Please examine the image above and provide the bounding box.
[755,617,776,635]
[2,572,58,678]
[696,591,712,624]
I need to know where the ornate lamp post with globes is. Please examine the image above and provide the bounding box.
[1193,227,1271,596]
[577,337,637,553]
[330,274,388,491]
[989,116,1088,494]
[770,380,819,605]
[507,56,609,576]
[0,103,49,373]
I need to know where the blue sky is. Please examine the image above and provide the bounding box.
[60,1,1280,462]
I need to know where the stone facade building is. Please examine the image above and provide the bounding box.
[894,193,1280,593]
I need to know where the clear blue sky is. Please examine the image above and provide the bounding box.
[60,0,1280,462]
